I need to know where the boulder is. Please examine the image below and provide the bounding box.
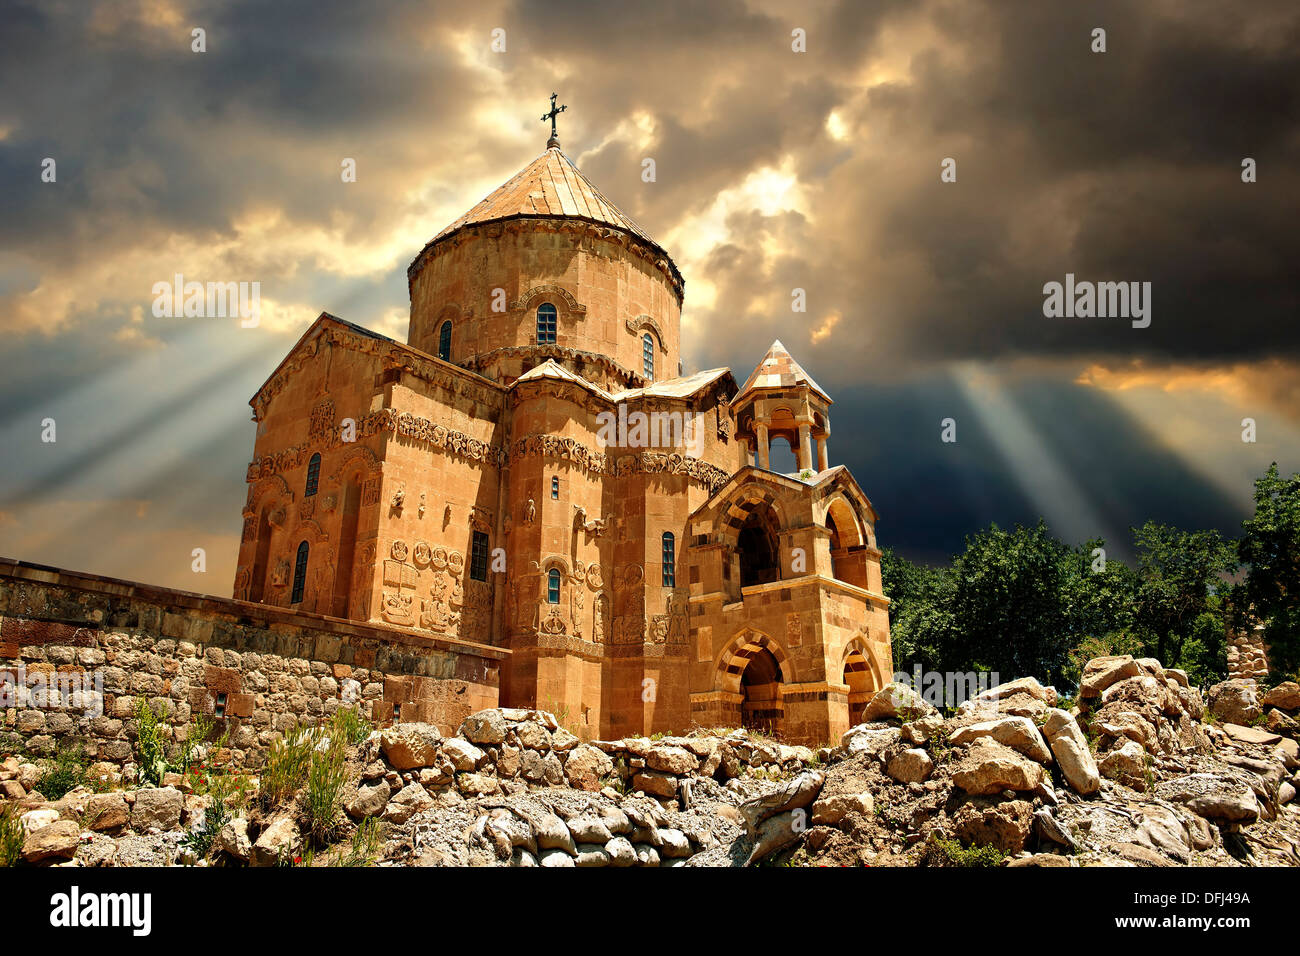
[810,792,873,826]
[344,779,392,819]
[1261,681,1300,711]
[739,771,825,832]
[631,770,678,799]
[251,815,301,867]
[383,783,434,824]
[441,738,485,772]
[1158,774,1261,824]
[567,815,613,845]
[459,710,509,746]
[1266,709,1299,736]
[1221,723,1282,747]
[1099,739,1149,791]
[83,792,130,832]
[131,787,184,832]
[840,725,901,757]
[744,810,806,865]
[951,739,1045,795]
[380,724,441,769]
[605,836,636,867]
[658,828,692,858]
[646,745,699,775]
[214,817,252,861]
[22,820,81,862]
[564,744,614,791]
[886,748,934,784]
[1207,679,1262,726]
[1041,709,1101,796]
[950,716,1052,764]
[1079,655,1141,699]
[532,813,577,853]
[860,683,937,722]
[953,798,1033,854]
[539,848,575,867]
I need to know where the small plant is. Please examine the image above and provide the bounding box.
[305,733,348,844]
[0,803,24,867]
[331,707,372,746]
[36,745,89,800]
[134,699,170,786]
[930,835,1004,868]
[259,724,316,808]
[330,817,384,867]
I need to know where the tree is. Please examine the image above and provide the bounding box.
[946,521,1073,687]
[1129,521,1237,680]
[1238,463,1300,677]
[880,547,954,674]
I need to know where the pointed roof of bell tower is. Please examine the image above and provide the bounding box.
[735,339,832,404]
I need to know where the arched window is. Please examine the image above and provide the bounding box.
[305,453,321,497]
[537,303,558,344]
[437,320,452,361]
[662,532,675,587]
[291,540,309,604]
[547,568,562,604]
[642,332,655,379]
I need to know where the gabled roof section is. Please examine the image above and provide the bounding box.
[735,339,832,404]
[610,367,736,402]
[512,362,737,406]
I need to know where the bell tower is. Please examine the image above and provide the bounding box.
[732,340,833,474]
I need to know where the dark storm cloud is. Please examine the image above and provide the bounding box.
[0,0,1295,584]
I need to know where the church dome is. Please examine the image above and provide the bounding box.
[406,138,684,390]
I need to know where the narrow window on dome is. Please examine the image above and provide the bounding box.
[547,568,561,604]
[537,303,558,344]
[662,532,675,587]
[643,332,655,379]
[291,540,309,604]
[438,320,452,360]
[551,476,559,499]
[305,453,321,497]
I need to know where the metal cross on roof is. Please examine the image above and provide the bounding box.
[541,92,567,147]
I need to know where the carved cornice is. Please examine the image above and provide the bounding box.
[470,345,648,391]
[510,433,731,493]
[247,410,506,483]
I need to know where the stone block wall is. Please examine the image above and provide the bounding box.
[0,559,505,770]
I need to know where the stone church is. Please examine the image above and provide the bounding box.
[234,116,892,745]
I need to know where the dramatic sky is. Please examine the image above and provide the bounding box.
[1,0,1297,591]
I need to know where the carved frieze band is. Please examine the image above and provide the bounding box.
[510,433,730,493]
[247,408,507,482]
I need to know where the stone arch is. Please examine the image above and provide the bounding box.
[512,284,587,318]
[246,474,293,513]
[841,635,882,724]
[328,445,380,484]
[625,314,668,354]
[289,519,330,545]
[715,628,793,695]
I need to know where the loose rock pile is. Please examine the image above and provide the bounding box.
[3,656,1298,867]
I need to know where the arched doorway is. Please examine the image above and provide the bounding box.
[248,507,273,603]
[843,644,874,725]
[738,502,781,588]
[741,646,784,734]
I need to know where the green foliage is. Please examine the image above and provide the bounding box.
[133,699,170,786]
[36,744,89,800]
[1237,463,1300,676]
[0,803,25,867]
[305,730,348,843]
[329,817,384,867]
[330,707,372,747]
[929,835,1004,867]
[180,785,231,862]
[1129,521,1235,674]
[259,724,316,808]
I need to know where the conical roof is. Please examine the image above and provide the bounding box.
[735,339,832,404]
[431,146,659,248]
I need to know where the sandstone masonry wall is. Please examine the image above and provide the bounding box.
[0,560,505,770]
